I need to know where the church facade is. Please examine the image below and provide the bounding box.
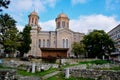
[27,11,84,58]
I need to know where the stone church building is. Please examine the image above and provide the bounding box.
[27,11,84,58]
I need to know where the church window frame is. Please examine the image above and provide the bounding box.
[66,39,69,48]
[35,18,37,25]
[32,18,34,23]
[57,22,60,28]
[43,39,45,47]
[62,39,65,48]
[47,39,50,47]
[67,22,69,28]
[62,21,65,28]
[39,39,41,47]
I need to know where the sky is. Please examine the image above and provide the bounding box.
[2,0,120,33]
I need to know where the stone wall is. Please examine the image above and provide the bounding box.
[0,69,17,80]
[0,69,41,80]
[2,60,58,71]
[56,58,96,64]
[88,63,120,69]
[68,69,120,80]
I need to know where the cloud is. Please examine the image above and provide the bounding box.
[14,0,33,11]
[3,0,59,30]
[8,0,58,13]
[106,0,120,10]
[70,14,120,33]
[40,20,56,31]
[16,25,24,32]
[17,19,56,32]
[71,0,87,5]
[43,0,58,8]
[38,14,120,34]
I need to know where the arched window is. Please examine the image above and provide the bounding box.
[47,39,50,47]
[63,39,65,48]
[62,21,65,28]
[35,19,37,24]
[66,39,68,48]
[58,22,60,28]
[67,22,69,28]
[39,39,41,47]
[32,18,34,23]
[43,39,45,47]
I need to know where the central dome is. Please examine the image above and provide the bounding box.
[57,13,68,18]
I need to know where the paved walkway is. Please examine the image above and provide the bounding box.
[42,71,60,79]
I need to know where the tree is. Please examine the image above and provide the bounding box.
[17,25,31,57]
[72,42,85,58]
[82,30,115,58]
[3,27,20,54]
[0,13,19,56]
[0,13,16,34]
[0,0,10,11]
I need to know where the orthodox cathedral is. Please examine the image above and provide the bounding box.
[27,11,84,58]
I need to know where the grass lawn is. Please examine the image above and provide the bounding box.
[96,66,120,70]
[110,66,120,70]
[17,68,59,77]
[47,72,95,80]
[79,60,109,65]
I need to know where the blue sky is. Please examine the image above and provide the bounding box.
[2,0,120,33]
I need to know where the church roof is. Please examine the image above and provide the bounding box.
[30,10,38,16]
[57,13,68,18]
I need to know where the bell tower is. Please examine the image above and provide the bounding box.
[55,12,69,29]
[28,10,41,57]
[28,10,41,31]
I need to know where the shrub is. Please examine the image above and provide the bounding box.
[20,57,29,61]
[28,55,34,58]
[42,56,57,63]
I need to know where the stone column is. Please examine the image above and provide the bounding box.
[37,66,41,72]
[102,55,105,60]
[61,59,65,65]
[32,63,36,73]
[6,54,8,58]
[65,68,70,78]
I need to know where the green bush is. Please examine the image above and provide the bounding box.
[42,56,57,63]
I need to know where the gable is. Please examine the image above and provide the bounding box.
[57,28,74,35]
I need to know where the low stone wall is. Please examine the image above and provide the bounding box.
[68,69,120,80]
[56,58,96,64]
[0,69,17,80]
[88,63,120,69]
[2,60,59,71]
[0,69,41,80]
